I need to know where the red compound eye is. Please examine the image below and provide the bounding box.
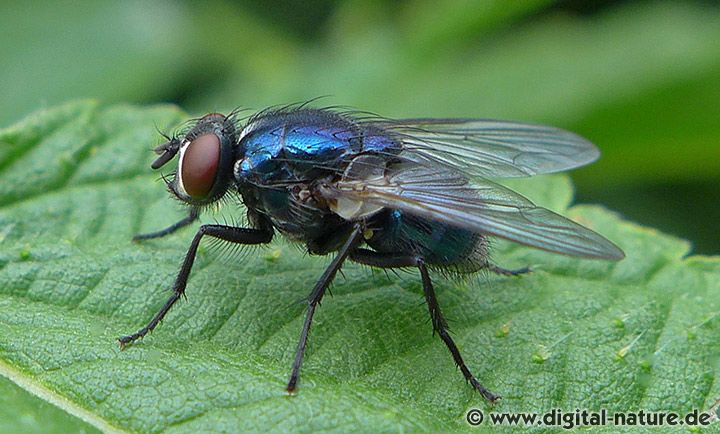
[180,133,221,198]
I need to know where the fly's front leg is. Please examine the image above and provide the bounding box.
[287,224,364,393]
[133,207,200,241]
[118,223,273,348]
[350,248,500,403]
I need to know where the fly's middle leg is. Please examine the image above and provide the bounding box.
[287,224,365,393]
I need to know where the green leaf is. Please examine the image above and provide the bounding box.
[1,102,718,432]
[0,373,99,434]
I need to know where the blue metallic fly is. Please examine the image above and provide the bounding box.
[119,104,624,402]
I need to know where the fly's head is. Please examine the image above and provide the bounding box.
[151,113,238,206]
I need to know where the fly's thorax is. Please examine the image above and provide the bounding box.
[246,183,350,245]
[232,108,403,187]
[233,109,360,185]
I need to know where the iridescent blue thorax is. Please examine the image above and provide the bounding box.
[236,109,397,184]
[232,108,400,244]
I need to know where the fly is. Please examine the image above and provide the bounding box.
[118,104,624,402]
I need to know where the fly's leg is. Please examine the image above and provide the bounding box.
[418,260,501,402]
[118,224,273,348]
[350,248,500,403]
[287,224,364,394]
[487,264,531,276]
[133,208,200,241]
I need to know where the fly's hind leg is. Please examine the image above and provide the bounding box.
[487,264,531,276]
[133,208,200,241]
[350,248,500,403]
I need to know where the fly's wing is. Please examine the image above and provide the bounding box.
[372,118,599,178]
[324,161,624,260]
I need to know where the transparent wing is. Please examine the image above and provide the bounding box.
[325,161,624,260]
[373,118,599,178]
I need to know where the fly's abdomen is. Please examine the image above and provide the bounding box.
[367,209,489,273]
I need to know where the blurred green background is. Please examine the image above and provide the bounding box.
[1,0,718,253]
